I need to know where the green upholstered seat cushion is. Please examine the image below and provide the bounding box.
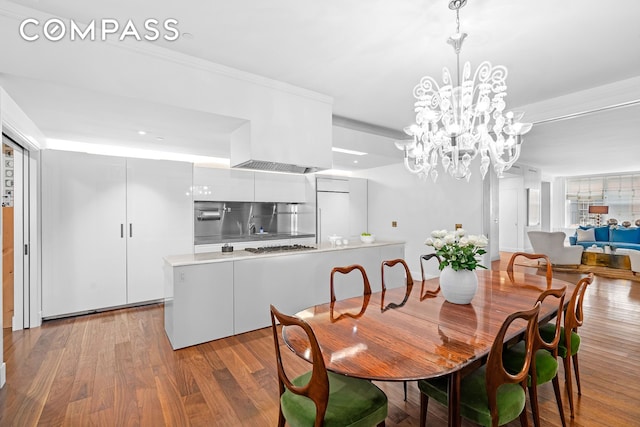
[281,371,388,427]
[539,323,580,358]
[502,342,559,386]
[417,366,526,427]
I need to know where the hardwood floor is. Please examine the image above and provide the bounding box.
[1,256,639,426]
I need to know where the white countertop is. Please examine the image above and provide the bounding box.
[164,240,405,267]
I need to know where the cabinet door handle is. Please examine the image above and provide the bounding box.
[318,208,322,244]
[129,223,133,238]
[121,224,124,238]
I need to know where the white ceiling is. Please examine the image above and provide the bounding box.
[1,0,639,176]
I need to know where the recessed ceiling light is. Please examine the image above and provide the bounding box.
[353,160,359,164]
[138,130,147,135]
[332,147,367,156]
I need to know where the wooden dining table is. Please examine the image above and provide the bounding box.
[282,269,574,427]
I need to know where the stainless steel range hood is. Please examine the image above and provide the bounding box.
[229,111,332,174]
[233,159,319,174]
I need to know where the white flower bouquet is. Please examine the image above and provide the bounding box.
[425,228,489,271]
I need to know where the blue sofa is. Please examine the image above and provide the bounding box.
[570,225,640,250]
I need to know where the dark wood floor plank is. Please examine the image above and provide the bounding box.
[113,341,141,426]
[9,348,64,426]
[0,254,638,426]
[182,391,215,427]
[172,346,202,397]
[63,396,91,426]
[136,387,165,427]
[154,367,191,426]
[188,348,242,422]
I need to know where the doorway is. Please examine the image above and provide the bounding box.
[498,177,524,253]
[2,135,29,331]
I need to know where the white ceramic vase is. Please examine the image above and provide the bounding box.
[439,266,478,304]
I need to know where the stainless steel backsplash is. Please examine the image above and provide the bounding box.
[194,201,314,244]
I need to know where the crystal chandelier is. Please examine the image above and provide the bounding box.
[395,0,532,182]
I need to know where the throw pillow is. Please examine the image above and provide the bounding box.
[576,228,595,242]
[594,226,610,242]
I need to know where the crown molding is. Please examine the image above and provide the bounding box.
[514,76,640,125]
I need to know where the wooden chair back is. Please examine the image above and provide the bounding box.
[420,254,441,297]
[380,259,413,312]
[485,302,541,423]
[507,252,553,286]
[270,304,329,426]
[330,264,371,302]
[561,273,594,418]
[565,273,594,347]
[381,259,413,291]
[535,287,567,355]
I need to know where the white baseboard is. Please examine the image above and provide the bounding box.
[0,362,6,388]
[12,315,21,331]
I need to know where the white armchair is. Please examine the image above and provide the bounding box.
[616,249,640,274]
[527,231,584,266]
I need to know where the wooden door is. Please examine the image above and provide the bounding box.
[2,206,13,328]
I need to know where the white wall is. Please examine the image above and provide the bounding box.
[354,163,485,280]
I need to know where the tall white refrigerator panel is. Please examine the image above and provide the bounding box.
[317,191,350,244]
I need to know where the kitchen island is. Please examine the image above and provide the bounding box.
[163,240,405,349]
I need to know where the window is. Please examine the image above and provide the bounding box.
[566,174,640,226]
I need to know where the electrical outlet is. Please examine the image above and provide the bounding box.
[392,221,397,227]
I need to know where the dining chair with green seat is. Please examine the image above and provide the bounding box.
[538,273,594,418]
[270,304,388,427]
[502,287,568,427]
[380,258,414,401]
[418,302,541,427]
[330,264,372,303]
[506,252,553,287]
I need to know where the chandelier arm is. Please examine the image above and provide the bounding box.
[487,140,521,169]
[402,146,429,175]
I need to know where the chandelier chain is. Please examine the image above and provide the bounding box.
[454,8,461,86]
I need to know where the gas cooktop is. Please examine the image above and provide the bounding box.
[244,244,316,254]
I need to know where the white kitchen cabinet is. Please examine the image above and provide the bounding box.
[42,151,128,317]
[164,262,234,349]
[126,158,193,303]
[254,171,307,202]
[348,178,368,236]
[193,166,254,201]
[233,254,312,334]
[316,177,368,242]
[42,151,193,318]
[233,243,405,334]
[163,241,405,347]
[193,166,307,203]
